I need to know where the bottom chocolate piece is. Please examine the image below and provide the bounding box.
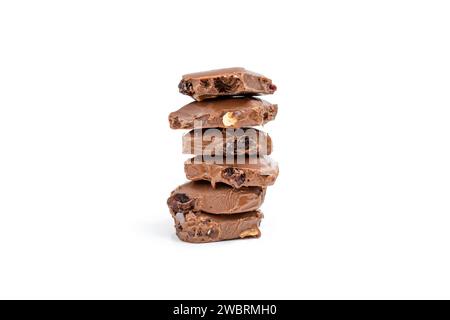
[171,210,263,243]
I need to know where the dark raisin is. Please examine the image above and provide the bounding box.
[174,193,190,203]
[222,168,246,187]
[167,193,194,213]
[223,167,235,177]
[200,79,210,88]
[213,76,240,93]
[178,80,194,95]
[268,84,277,92]
[235,173,246,186]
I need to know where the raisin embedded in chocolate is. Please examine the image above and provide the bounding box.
[213,76,240,93]
[167,193,194,213]
[174,193,190,203]
[222,167,246,187]
[178,80,194,95]
[268,84,277,92]
[200,79,210,88]
[236,174,246,186]
[223,167,234,177]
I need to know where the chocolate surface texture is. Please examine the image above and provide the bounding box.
[167,181,265,214]
[182,128,272,156]
[185,156,279,188]
[178,67,277,101]
[171,210,263,243]
[169,97,277,129]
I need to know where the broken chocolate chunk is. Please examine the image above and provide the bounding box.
[171,210,263,243]
[168,97,277,130]
[184,156,279,188]
[182,127,272,156]
[167,181,265,214]
[178,67,277,101]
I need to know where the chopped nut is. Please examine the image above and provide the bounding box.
[175,212,185,224]
[222,112,238,127]
[239,228,260,238]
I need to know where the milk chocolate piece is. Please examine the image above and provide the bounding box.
[169,97,278,129]
[185,156,279,188]
[182,128,272,156]
[167,181,265,214]
[171,210,263,243]
[178,67,277,101]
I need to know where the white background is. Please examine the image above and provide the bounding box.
[1,0,450,299]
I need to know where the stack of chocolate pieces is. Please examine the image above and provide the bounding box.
[167,68,279,243]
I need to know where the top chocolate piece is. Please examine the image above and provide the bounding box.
[178,67,277,101]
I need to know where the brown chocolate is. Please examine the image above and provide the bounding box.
[167,181,265,214]
[171,210,263,243]
[182,128,272,156]
[178,67,277,101]
[169,97,277,129]
[185,156,279,188]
